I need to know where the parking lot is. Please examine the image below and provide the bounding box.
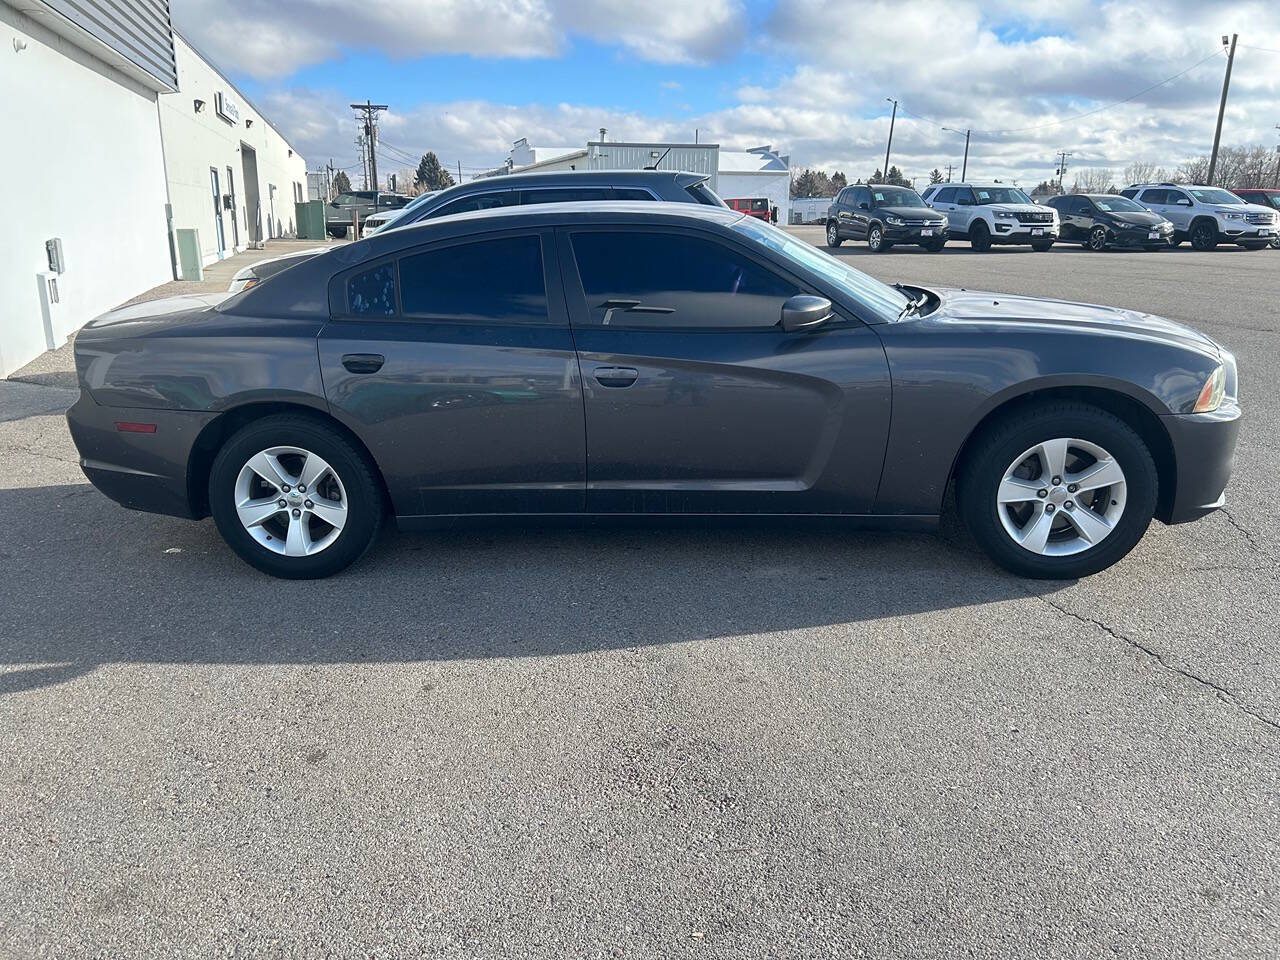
[2,236,1277,957]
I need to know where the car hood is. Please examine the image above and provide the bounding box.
[1102,210,1167,226]
[876,205,946,220]
[930,288,1218,355]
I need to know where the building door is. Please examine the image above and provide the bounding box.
[241,143,261,245]
[226,167,240,248]
[209,167,225,257]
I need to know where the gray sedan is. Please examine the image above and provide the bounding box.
[68,203,1240,579]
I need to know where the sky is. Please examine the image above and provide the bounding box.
[170,0,1280,189]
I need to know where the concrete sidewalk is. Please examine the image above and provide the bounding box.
[5,238,342,390]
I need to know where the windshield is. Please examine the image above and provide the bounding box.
[731,217,910,323]
[378,190,441,230]
[871,187,926,208]
[1268,195,1280,210]
[1188,188,1243,205]
[974,187,1033,205]
[1093,196,1145,214]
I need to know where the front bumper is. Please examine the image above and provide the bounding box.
[1161,400,1242,524]
[66,393,214,519]
[1217,219,1277,240]
[884,222,948,243]
[989,220,1058,243]
[1110,222,1174,245]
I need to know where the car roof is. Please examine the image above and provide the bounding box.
[440,168,706,192]
[396,199,742,234]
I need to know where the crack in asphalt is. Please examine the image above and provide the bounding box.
[1036,594,1280,734]
[1218,507,1276,564]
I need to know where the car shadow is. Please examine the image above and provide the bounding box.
[0,484,1067,694]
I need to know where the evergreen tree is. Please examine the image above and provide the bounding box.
[929,168,944,184]
[830,171,848,192]
[331,170,352,196]
[885,165,909,186]
[415,152,456,191]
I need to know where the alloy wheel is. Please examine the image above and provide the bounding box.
[869,226,883,251]
[233,446,348,557]
[1191,223,1216,250]
[1089,226,1107,251]
[826,222,838,246]
[996,437,1127,556]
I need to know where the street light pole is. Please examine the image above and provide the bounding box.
[883,98,898,181]
[944,127,972,181]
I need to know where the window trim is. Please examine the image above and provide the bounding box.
[555,223,861,333]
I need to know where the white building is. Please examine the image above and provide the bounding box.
[483,136,721,189]
[0,0,306,377]
[160,32,308,267]
[718,146,793,224]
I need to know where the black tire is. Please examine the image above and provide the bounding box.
[969,220,992,251]
[328,226,349,239]
[1087,225,1108,252]
[825,221,843,248]
[1190,220,1218,250]
[1143,244,1163,251]
[957,402,1158,579]
[1031,238,1055,252]
[209,414,384,579]
[1270,236,1280,250]
[925,238,947,252]
[1239,241,1269,250]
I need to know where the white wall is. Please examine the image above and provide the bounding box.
[718,172,792,223]
[0,3,172,377]
[159,35,307,266]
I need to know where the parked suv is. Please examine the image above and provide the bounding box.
[1119,183,1277,250]
[235,170,726,292]
[920,183,1058,251]
[826,184,948,252]
[1231,188,1280,248]
[326,191,412,238]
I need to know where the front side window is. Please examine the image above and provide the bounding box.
[348,263,396,316]
[400,235,547,323]
[570,231,798,329]
[428,191,519,219]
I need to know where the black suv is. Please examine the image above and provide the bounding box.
[826,184,948,253]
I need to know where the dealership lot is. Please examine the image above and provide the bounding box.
[2,239,1278,957]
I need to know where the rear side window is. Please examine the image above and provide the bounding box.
[400,235,547,323]
[570,231,799,329]
[521,187,613,205]
[1120,189,1138,199]
[1139,189,1168,204]
[348,263,396,316]
[613,188,655,201]
[686,181,726,206]
[428,192,518,218]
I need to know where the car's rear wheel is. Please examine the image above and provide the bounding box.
[969,221,992,251]
[327,226,348,239]
[957,403,1157,579]
[825,221,842,247]
[1190,221,1218,250]
[1031,238,1055,252]
[209,415,383,579]
[1087,226,1108,251]
[868,224,888,252]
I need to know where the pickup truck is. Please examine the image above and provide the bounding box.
[325,191,412,238]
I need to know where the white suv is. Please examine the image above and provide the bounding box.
[920,183,1059,251]
[1120,183,1278,250]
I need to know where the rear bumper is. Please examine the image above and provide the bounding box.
[1162,401,1242,524]
[66,393,214,519]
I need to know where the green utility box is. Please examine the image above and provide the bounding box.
[295,200,325,240]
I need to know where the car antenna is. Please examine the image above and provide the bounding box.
[645,146,672,171]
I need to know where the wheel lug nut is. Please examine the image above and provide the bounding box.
[277,499,287,508]
[1051,476,1062,486]
[1045,503,1056,514]
[281,484,291,493]
[1065,501,1075,510]
[298,484,306,493]
[291,508,301,518]
[1067,483,1078,493]
[1037,489,1048,498]
[304,500,314,509]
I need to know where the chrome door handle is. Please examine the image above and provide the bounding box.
[593,366,639,387]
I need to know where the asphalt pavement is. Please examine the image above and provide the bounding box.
[1,236,1277,958]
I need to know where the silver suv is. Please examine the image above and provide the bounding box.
[1119,183,1278,250]
[920,183,1059,251]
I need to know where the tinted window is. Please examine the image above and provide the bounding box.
[521,187,613,204]
[348,263,396,316]
[429,192,518,218]
[854,187,871,206]
[1138,189,1168,204]
[613,187,655,201]
[933,187,957,204]
[685,181,726,206]
[400,236,546,323]
[571,231,799,329]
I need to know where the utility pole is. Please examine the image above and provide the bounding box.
[351,100,389,207]
[1208,34,1237,186]
[945,163,953,182]
[457,160,463,184]
[1056,151,1073,190]
[883,98,898,181]
[943,128,971,181]
[1274,125,1280,188]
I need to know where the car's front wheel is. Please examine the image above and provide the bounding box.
[209,415,384,579]
[1087,226,1108,251]
[969,221,992,251]
[1190,221,1218,250]
[868,224,889,252]
[1031,238,1055,252]
[825,221,842,247]
[925,237,947,252]
[958,403,1157,579]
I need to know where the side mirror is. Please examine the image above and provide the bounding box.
[781,295,833,333]
[1176,198,1192,205]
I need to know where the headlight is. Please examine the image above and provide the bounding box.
[1193,365,1226,413]
[995,211,1016,219]
[885,214,904,225]
[1221,211,1244,220]
[938,216,949,227]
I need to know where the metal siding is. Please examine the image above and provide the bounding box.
[587,144,720,190]
[41,0,176,87]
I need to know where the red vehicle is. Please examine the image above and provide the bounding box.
[1231,188,1280,248]
[725,197,771,220]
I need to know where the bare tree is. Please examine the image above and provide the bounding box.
[1071,167,1117,194]
[1123,160,1172,186]
[1177,144,1277,188]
